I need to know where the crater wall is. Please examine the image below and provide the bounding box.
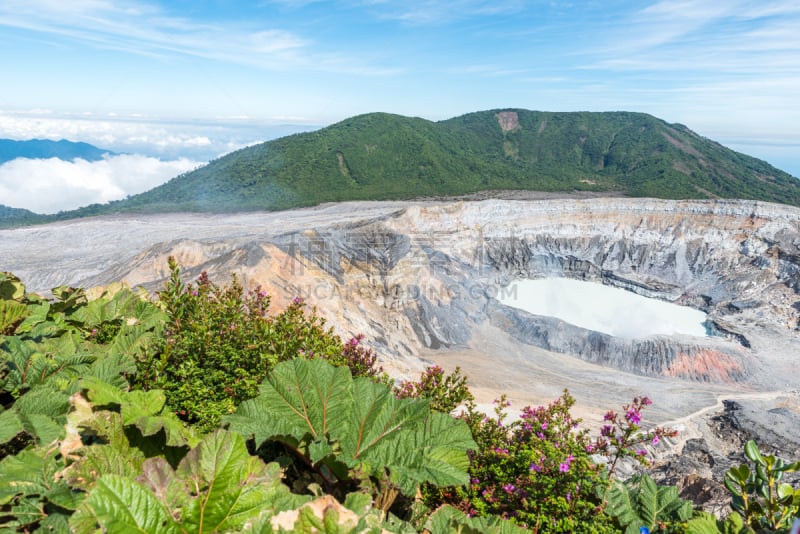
[2,198,799,387]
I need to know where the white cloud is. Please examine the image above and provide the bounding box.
[0,110,301,161]
[0,154,200,214]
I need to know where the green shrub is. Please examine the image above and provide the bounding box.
[395,365,474,414]
[135,258,384,432]
[724,440,800,532]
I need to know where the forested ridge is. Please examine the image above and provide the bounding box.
[4,109,800,227]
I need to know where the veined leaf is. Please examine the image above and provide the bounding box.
[0,386,70,445]
[109,323,160,360]
[0,299,29,335]
[0,445,81,532]
[176,430,302,533]
[606,473,693,533]
[13,300,50,334]
[0,408,23,444]
[85,474,178,534]
[227,359,475,499]
[82,378,197,449]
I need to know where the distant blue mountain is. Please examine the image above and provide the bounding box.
[0,138,116,165]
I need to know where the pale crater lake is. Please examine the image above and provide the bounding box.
[498,278,709,338]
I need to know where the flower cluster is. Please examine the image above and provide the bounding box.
[425,391,618,533]
[591,395,679,475]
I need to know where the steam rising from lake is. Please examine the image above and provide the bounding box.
[498,278,709,338]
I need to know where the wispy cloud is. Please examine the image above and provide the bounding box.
[0,110,318,161]
[360,0,525,25]
[0,154,200,213]
[583,0,800,74]
[0,0,395,75]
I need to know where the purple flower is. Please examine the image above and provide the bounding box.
[502,483,515,493]
[559,463,570,473]
[652,434,660,446]
[625,408,641,424]
[530,463,542,472]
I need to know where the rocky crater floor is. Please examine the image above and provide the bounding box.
[3,197,800,508]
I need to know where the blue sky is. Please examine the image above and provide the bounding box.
[1,0,799,212]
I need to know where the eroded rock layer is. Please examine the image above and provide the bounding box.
[3,198,799,388]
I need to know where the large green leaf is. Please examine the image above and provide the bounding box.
[231,358,352,446]
[0,447,81,530]
[83,377,197,449]
[177,430,296,533]
[0,272,25,301]
[0,407,23,444]
[78,430,304,533]
[425,505,530,534]
[85,474,178,534]
[0,299,29,335]
[227,358,475,496]
[606,473,693,534]
[1,334,94,394]
[0,386,70,446]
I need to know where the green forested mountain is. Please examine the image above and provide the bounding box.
[4,110,800,225]
[0,204,42,224]
[109,109,800,212]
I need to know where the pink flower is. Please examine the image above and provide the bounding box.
[625,408,641,424]
[559,463,570,473]
[652,435,660,446]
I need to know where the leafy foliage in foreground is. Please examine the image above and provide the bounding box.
[0,274,164,456]
[723,440,800,532]
[605,473,693,534]
[3,268,800,533]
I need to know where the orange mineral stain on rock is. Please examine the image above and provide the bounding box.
[665,349,745,383]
